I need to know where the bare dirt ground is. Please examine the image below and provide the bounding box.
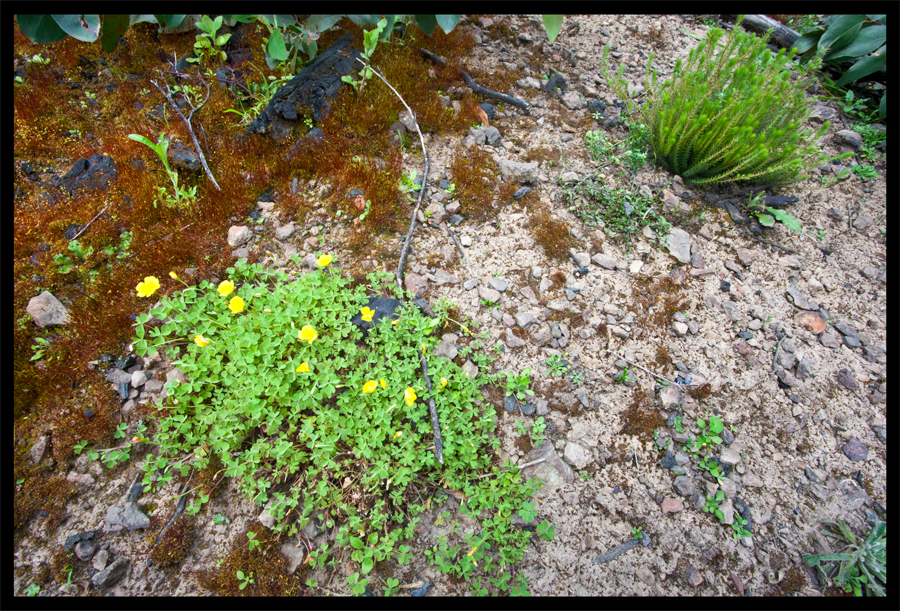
[14,14,886,598]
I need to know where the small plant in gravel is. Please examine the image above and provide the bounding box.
[188,15,232,68]
[504,368,535,401]
[545,354,568,377]
[703,490,725,521]
[130,257,550,594]
[616,366,635,384]
[684,415,724,456]
[745,191,803,232]
[803,519,886,597]
[236,570,254,590]
[632,526,644,541]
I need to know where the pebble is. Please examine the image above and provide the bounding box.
[795,311,827,334]
[842,439,868,462]
[505,328,526,349]
[820,333,842,349]
[478,286,501,304]
[488,277,509,292]
[661,498,683,514]
[591,253,617,269]
[673,475,695,497]
[836,368,858,390]
[463,278,480,290]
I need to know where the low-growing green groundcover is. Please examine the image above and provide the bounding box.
[126,255,551,593]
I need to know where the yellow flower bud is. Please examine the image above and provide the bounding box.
[363,380,378,393]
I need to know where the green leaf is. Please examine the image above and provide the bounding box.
[757,213,776,227]
[307,14,343,35]
[542,15,564,44]
[819,15,866,53]
[361,557,374,574]
[834,51,886,88]
[767,208,803,233]
[414,14,438,36]
[266,25,289,61]
[17,15,69,44]
[350,537,364,549]
[435,15,461,35]
[824,25,885,62]
[52,14,101,42]
[344,15,377,28]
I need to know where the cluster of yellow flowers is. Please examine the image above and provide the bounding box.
[137,254,438,439]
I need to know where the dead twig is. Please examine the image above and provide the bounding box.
[771,334,786,374]
[603,349,698,387]
[150,70,221,191]
[418,47,531,111]
[418,349,444,465]
[747,233,799,254]
[69,203,111,241]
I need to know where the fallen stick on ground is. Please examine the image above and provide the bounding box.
[603,349,701,387]
[418,47,531,111]
[150,70,221,191]
[69,203,111,241]
[358,58,444,465]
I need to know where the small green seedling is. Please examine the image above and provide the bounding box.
[236,570,254,590]
[632,526,644,541]
[616,367,634,384]
[24,584,40,596]
[703,490,725,521]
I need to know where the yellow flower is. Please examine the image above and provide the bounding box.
[360,306,374,322]
[467,545,479,557]
[217,280,235,295]
[296,361,310,373]
[317,254,333,267]
[422,344,427,354]
[391,319,399,326]
[393,431,403,440]
[228,296,245,313]
[404,387,417,407]
[380,378,387,389]
[136,276,160,297]
[194,334,211,347]
[169,271,179,280]
[132,435,148,443]
[363,380,378,393]
[299,325,318,344]
[441,377,448,388]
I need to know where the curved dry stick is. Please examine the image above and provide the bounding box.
[357,59,443,465]
[150,72,221,191]
[418,47,531,111]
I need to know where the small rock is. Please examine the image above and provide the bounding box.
[563,442,592,469]
[463,278,480,291]
[478,286,502,304]
[673,475,695,497]
[91,557,130,589]
[842,439,868,462]
[665,227,692,263]
[778,255,801,269]
[719,448,742,467]
[820,333,842,349]
[536,399,549,416]
[673,321,688,337]
[404,272,428,296]
[661,498,683,514]
[591,252,617,270]
[505,328,526,349]
[26,291,71,328]
[461,360,479,379]
[30,436,49,463]
[795,311,827,334]
[103,502,150,532]
[433,340,458,360]
[488,277,509,292]
[226,225,252,247]
[836,368,858,390]
[736,248,754,267]
[685,565,704,587]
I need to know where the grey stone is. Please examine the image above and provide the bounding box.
[522,441,574,494]
[131,370,148,388]
[404,272,428,296]
[673,321,689,337]
[496,159,540,183]
[227,225,252,247]
[478,286,502,304]
[658,385,682,411]
[92,548,109,571]
[673,475,695,497]
[719,448,742,466]
[26,291,71,328]
[433,340,458,360]
[842,439,868,462]
[563,442,592,469]
[776,351,796,370]
[103,502,150,532]
[820,333,842,349]
[488,277,509,292]
[843,335,861,349]
[463,278,480,291]
[484,126,502,147]
[560,171,579,183]
[505,328,526,349]
[591,252,617,270]
[575,387,589,408]
[836,368,859,390]
[719,498,735,525]
[461,360,479,380]
[560,91,586,110]
[787,287,818,310]
[531,325,552,346]
[836,130,863,148]
[30,436,48,463]
[92,557,130,588]
[665,227,692,264]
[592,538,640,565]
[833,320,858,337]
[514,311,537,328]
[431,269,459,285]
[275,223,296,240]
[536,399,549,416]
[74,540,96,561]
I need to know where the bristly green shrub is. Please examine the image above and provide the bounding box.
[605,16,848,187]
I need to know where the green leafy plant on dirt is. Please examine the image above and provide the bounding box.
[127,133,197,208]
[803,519,886,597]
[602,15,851,187]
[188,15,231,68]
[129,257,551,594]
[745,191,803,232]
[793,14,886,119]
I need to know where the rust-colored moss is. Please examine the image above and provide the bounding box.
[149,517,193,567]
[527,203,577,261]
[618,393,666,438]
[196,527,307,596]
[449,146,501,222]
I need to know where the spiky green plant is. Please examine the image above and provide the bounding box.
[803,519,886,597]
[603,16,849,187]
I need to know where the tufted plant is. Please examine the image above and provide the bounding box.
[605,16,848,187]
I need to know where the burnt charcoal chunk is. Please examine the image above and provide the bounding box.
[245,34,362,140]
[351,297,402,338]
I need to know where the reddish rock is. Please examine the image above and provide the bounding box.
[661,498,684,514]
[735,341,752,356]
[795,311,827,334]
